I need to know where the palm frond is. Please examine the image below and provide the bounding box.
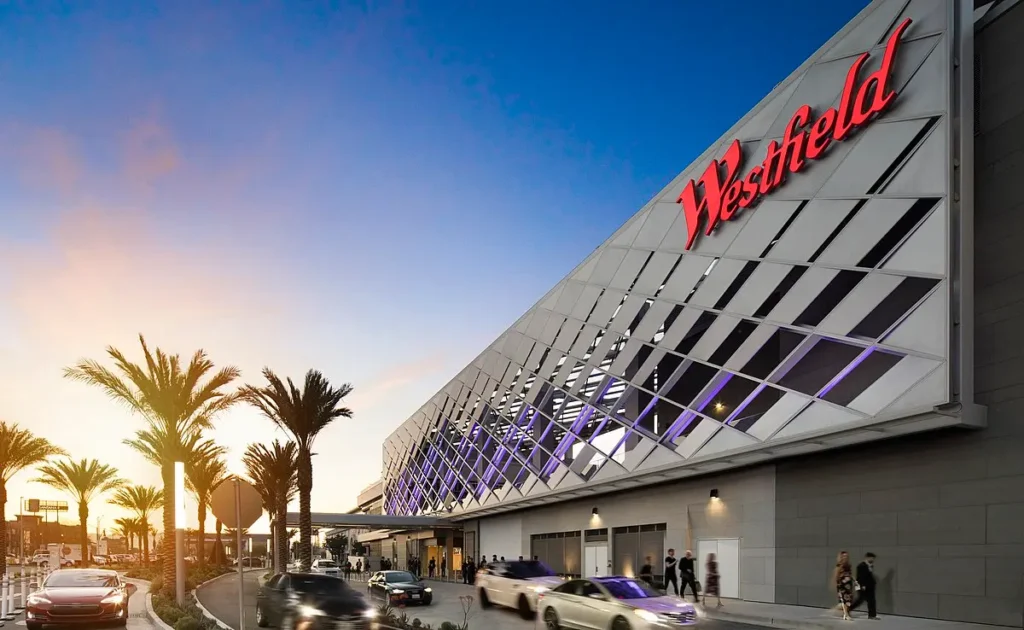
[0,422,65,482]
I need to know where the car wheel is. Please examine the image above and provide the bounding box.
[518,595,534,620]
[543,607,560,630]
[256,603,269,628]
[478,588,491,609]
[611,615,631,630]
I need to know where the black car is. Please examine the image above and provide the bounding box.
[256,572,374,630]
[367,571,433,606]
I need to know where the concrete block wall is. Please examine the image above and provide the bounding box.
[471,466,777,602]
[773,7,1024,627]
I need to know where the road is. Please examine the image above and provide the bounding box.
[11,574,157,630]
[196,572,768,630]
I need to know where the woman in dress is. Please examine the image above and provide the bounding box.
[702,553,723,608]
[833,551,854,621]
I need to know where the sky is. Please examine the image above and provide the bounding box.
[0,0,868,536]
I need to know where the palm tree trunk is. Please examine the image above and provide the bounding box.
[78,502,90,565]
[0,483,8,577]
[275,501,287,574]
[161,463,176,591]
[298,451,313,572]
[142,520,151,566]
[213,519,224,566]
[197,501,207,571]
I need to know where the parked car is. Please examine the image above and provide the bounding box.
[538,576,698,630]
[366,571,432,606]
[25,568,138,630]
[476,560,563,619]
[255,572,374,630]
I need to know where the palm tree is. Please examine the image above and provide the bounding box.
[65,335,239,587]
[110,485,163,566]
[185,443,228,570]
[239,369,353,571]
[0,422,65,575]
[242,440,298,574]
[33,458,123,565]
[114,517,137,551]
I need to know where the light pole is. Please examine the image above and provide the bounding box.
[18,498,24,567]
[174,461,187,606]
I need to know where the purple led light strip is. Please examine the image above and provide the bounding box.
[726,383,766,426]
[607,394,659,458]
[664,374,732,443]
[817,347,876,398]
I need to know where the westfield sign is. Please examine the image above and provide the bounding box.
[678,17,913,250]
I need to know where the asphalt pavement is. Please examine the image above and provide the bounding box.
[195,571,769,630]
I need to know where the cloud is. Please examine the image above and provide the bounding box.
[15,127,82,197]
[348,352,449,410]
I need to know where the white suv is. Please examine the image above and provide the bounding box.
[310,559,341,577]
[476,560,564,619]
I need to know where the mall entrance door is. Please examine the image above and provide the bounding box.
[584,544,608,578]
[695,538,740,599]
[583,528,610,578]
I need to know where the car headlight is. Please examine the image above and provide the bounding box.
[529,586,549,594]
[634,609,662,623]
[423,588,432,593]
[27,595,51,606]
[363,608,376,619]
[298,605,323,618]
[390,589,405,594]
[101,594,127,604]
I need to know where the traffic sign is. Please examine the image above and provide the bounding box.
[210,477,263,530]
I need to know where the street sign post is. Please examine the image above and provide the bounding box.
[210,477,263,630]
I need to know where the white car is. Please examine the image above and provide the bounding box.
[538,576,698,630]
[476,560,565,619]
[310,559,341,577]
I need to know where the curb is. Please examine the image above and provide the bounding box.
[119,576,172,630]
[702,608,833,630]
[194,568,263,630]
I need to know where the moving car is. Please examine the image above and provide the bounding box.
[310,559,341,577]
[538,576,698,630]
[256,572,375,630]
[476,560,564,619]
[366,571,433,606]
[25,568,138,630]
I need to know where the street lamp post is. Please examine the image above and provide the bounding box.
[174,462,187,606]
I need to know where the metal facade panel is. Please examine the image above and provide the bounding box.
[382,0,963,518]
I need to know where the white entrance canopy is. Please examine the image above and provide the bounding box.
[285,512,457,529]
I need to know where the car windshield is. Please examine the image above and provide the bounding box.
[599,578,662,600]
[290,574,349,595]
[507,561,556,579]
[317,561,337,568]
[384,571,417,583]
[45,572,119,588]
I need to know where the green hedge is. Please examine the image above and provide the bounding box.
[151,591,220,630]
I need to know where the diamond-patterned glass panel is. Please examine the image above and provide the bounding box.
[382,0,956,515]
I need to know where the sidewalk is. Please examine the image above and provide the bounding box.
[407,577,1014,630]
[677,599,1015,630]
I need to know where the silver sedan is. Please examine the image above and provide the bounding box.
[539,576,698,630]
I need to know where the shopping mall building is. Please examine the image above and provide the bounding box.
[378,0,1024,625]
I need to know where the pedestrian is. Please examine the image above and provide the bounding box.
[664,549,679,596]
[428,557,436,578]
[639,556,654,586]
[356,559,362,575]
[679,550,699,602]
[440,557,447,579]
[702,553,722,608]
[850,552,878,620]
[833,551,854,621]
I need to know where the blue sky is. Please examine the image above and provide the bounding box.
[0,0,867,529]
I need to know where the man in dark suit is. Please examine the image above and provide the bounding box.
[851,552,878,619]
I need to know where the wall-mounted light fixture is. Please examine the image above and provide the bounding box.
[709,489,720,500]
[592,507,599,516]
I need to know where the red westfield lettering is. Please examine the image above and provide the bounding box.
[678,17,913,250]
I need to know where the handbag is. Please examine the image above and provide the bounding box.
[695,580,702,593]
